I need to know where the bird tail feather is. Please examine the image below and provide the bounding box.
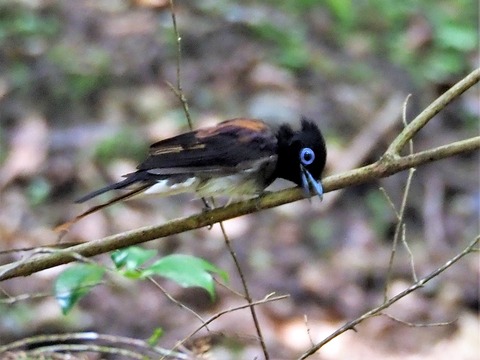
[75,173,145,203]
[55,183,152,235]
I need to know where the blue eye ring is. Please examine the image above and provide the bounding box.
[300,147,315,166]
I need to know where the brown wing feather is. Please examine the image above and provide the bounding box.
[138,118,277,173]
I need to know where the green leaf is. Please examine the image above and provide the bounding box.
[26,177,51,205]
[325,0,354,26]
[146,327,164,346]
[54,264,105,315]
[93,129,148,165]
[142,254,228,299]
[436,24,477,52]
[111,246,157,273]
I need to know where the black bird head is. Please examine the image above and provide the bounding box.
[275,117,327,199]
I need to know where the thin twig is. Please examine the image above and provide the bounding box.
[401,223,418,282]
[218,219,270,359]
[165,0,209,212]
[214,277,250,298]
[0,332,186,358]
[304,315,315,347]
[400,95,418,282]
[379,187,400,218]
[383,313,456,328]
[403,94,414,155]
[148,277,208,328]
[0,242,82,255]
[0,290,53,304]
[383,167,416,302]
[163,293,288,359]
[298,236,479,359]
[383,95,417,301]
[24,344,145,359]
[166,2,269,356]
[167,0,193,130]
[386,68,480,154]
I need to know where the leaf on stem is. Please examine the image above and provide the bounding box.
[54,264,105,315]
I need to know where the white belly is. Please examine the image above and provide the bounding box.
[144,177,199,196]
[143,174,262,199]
[196,175,262,198]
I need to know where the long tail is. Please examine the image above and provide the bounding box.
[75,173,146,203]
[55,182,152,234]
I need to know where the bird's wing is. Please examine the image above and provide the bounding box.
[138,118,278,176]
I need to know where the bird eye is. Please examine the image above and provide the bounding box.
[300,147,315,165]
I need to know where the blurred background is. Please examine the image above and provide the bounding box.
[0,0,478,359]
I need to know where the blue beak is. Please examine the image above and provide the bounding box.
[300,165,324,200]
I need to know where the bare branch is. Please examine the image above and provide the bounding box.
[298,236,479,359]
[167,0,193,130]
[217,217,270,358]
[0,137,478,281]
[386,68,480,154]
[1,332,186,358]
[165,293,289,357]
[383,167,416,302]
[383,313,456,328]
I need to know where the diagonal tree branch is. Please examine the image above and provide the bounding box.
[0,69,478,282]
[298,235,479,359]
[0,136,478,281]
[387,68,480,154]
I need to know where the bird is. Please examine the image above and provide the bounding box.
[73,117,326,219]
[77,117,326,203]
